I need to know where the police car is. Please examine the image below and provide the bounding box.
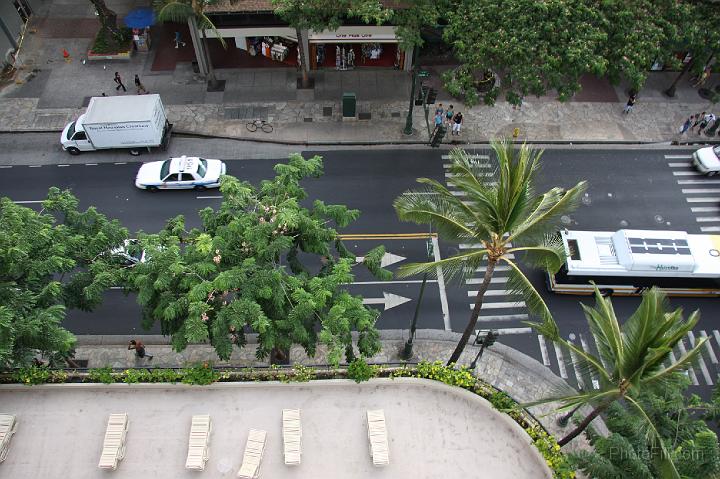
[135,156,227,191]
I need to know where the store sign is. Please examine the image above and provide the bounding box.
[309,26,398,43]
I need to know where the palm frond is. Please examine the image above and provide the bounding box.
[393,187,479,242]
[198,13,228,49]
[395,249,488,282]
[508,181,588,245]
[154,1,194,23]
[578,286,623,374]
[503,257,553,326]
[507,236,566,274]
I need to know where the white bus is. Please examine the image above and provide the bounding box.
[548,229,720,297]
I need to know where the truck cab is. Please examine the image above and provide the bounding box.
[60,115,94,155]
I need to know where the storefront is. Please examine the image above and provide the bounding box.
[308,26,408,71]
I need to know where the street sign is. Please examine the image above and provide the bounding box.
[418,70,430,78]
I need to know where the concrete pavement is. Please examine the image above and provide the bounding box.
[0,0,718,146]
[0,378,552,479]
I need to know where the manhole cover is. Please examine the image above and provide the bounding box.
[619,220,629,227]
[654,214,664,224]
[560,215,572,225]
[581,193,592,206]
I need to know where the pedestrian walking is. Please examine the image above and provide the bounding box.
[452,112,463,135]
[701,113,716,135]
[113,72,126,92]
[134,74,147,94]
[623,93,636,114]
[174,31,186,49]
[697,112,713,134]
[435,103,444,117]
[128,339,153,360]
[679,115,695,135]
[445,105,454,126]
[433,111,443,133]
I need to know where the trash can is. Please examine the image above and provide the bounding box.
[342,92,356,119]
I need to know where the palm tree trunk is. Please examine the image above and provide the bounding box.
[88,0,120,36]
[557,401,610,447]
[296,27,309,88]
[447,258,497,366]
[201,29,216,84]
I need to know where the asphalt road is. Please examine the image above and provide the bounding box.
[2,142,719,395]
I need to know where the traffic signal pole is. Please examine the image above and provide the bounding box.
[403,69,417,135]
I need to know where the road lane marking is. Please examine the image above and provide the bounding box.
[477,314,529,322]
[0,166,11,168]
[686,197,719,202]
[579,334,600,389]
[432,235,451,331]
[567,341,586,390]
[688,331,713,385]
[476,327,531,335]
[665,154,692,159]
[466,277,510,284]
[362,292,412,311]
[28,165,41,168]
[538,335,550,366]
[696,216,720,222]
[338,233,436,240]
[691,206,720,212]
[114,162,127,165]
[682,188,720,194]
[468,301,525,309]
[673,171,702,176]
[668,162,691,167]
[57,164,70,167]
[675,339,699,385]
[475,289,520,296]
[355,252,406,267]
[700,226,720,232]
[699,330,718,364]
[85,163,98,166]
[678,179,720,184]
[552,343,568,379]
[196,195,222,199]
[352,280,438,285]
[13,200,44,204]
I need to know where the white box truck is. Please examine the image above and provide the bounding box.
[60,94,172,156]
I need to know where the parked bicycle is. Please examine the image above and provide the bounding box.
[246,119,273,133]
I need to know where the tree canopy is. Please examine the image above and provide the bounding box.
[128,154,387,366]
[0,188,128,367]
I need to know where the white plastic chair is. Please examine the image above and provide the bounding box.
[97,413,128,470]
[186,415,212,471]
[367,409,389,466]
[237,429,267,478]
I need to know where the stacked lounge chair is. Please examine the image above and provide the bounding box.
[98,413,129,470]
[0,414,17,463]
[366,409,389,466]
[237,429,267,478]
[282,409,302,466]
[186,414,212,471]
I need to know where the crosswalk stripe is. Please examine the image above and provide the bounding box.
[443,163,491,169]
[675,340,700,386]
[567,341,586,390]
[591,331,611,370]
[713,330,720,350]
[668,162,691,167]
[472,289,520,296]
[468,301,525,309]
[579,334,600,389]
[442,154,489,161]
[688,331,713,385]
[699,330,718,364]
[691,206,720,213]
[686,197,719,203]
[696,216,720,222]
[475,265,510,272]
[682,188,720,194]
[553,343,568,379]
[678,179,720,185]
[476,327,532,335]
[700,226,720,232]
[674,171,703,176]
[476,314,529,322]
[466,277,511,285]
[538,335,550,366]
[445,172,494,178]
[665,155,693,159]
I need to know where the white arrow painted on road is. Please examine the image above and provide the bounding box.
[355,252,406,268]
[362,292,412,311]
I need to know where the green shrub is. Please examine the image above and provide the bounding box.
[347,358,377,383]
[87,367,116,384]
[291,364,316,382]
[181,362,220,385]
[13,365,66,385]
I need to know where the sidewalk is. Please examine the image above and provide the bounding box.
[72,329,607,445]
[0,1,718,145]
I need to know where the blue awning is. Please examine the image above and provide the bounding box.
[124,8,156,29]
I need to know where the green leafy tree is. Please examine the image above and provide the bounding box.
[443,0,607,106]
[272,0,390,88]
[0,188,128,367]
[393,142,587,365]
[128,154,387,366]
[530,287,708,478]
[570,374,720,479]
[391,0,446,53]
[89,0,131,53]
[153,0,225,84]
[597,0,689,92]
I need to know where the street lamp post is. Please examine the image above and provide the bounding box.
[401,239,433,360]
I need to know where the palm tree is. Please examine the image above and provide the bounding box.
[529,286,707,478]
[393,141,587,365]
[153,0,225,86]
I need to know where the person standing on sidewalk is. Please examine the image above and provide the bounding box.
[452,111,463,135]
[696,112,712,134]
[623,92,636,114]
[445,105,454,127]
[134,74,147,94]
[174,31,186,48]
[113,72,126,92]
[128,339,153,360]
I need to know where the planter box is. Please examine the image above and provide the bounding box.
[86,50,132,61]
